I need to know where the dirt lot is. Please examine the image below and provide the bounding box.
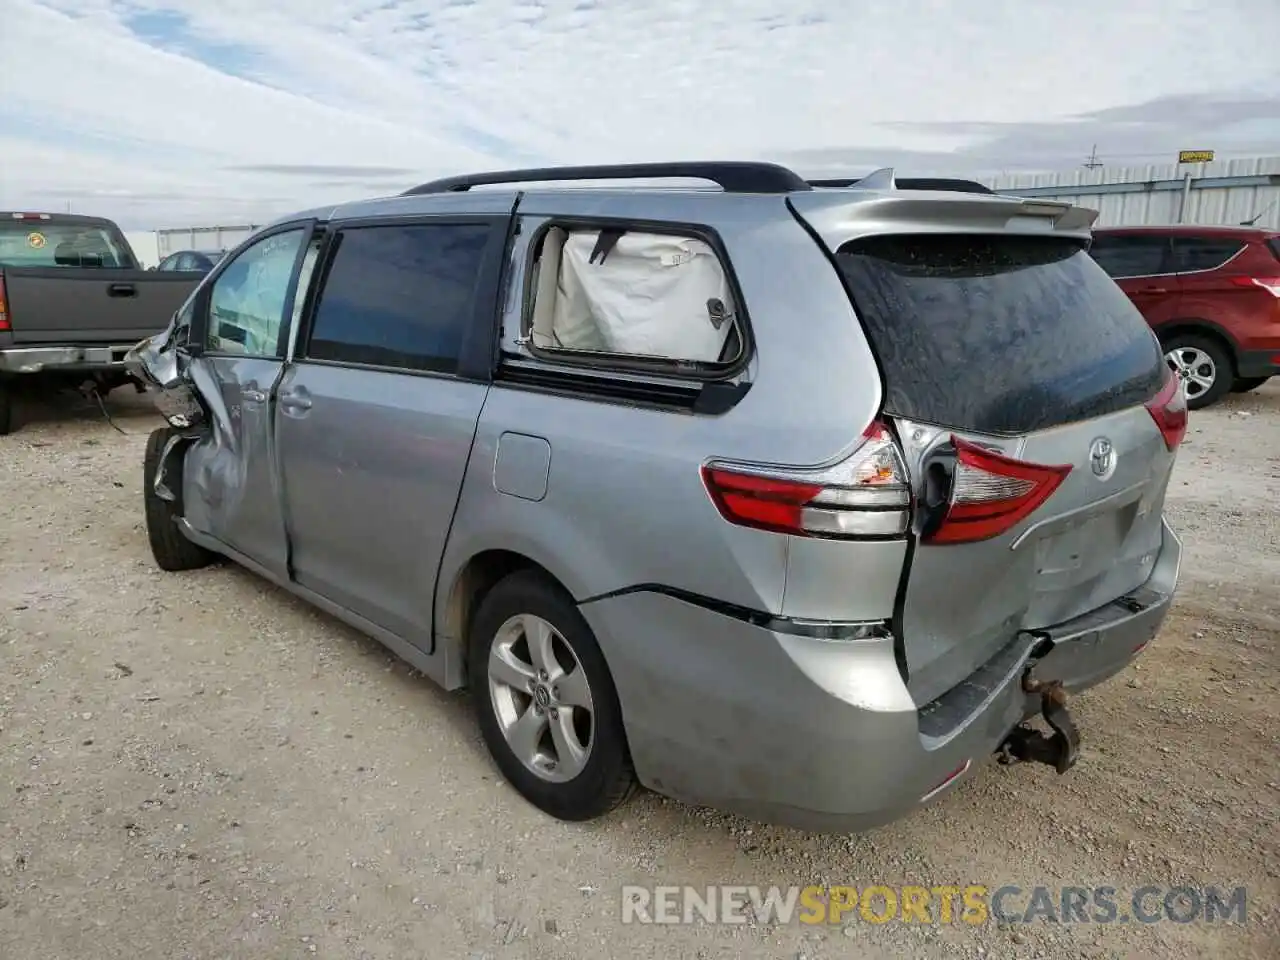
[1,381,1278,960]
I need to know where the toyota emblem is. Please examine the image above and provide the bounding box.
[1089,437,1116,480]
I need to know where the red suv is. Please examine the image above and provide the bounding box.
[1089,225,1280,408]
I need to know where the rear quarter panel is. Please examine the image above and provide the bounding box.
[435,192,888,622]
[1175,243,1280,355]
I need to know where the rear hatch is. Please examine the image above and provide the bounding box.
[790,191,1184,705]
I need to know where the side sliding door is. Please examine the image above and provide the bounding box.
[274,213,508,650]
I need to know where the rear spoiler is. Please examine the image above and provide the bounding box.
[789,169,1098,246]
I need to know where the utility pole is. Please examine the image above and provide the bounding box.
[1083,145,1103,170]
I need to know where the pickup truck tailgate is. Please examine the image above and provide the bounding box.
[2,268,202,344]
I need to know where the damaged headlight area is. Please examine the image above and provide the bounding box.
[124,330,208,430]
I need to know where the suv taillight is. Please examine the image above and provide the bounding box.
[0,275,9,331]
[701,421,911,538]
[1229,276,1280,298]
[1145,371,1188,451]
[923,440,1072,545]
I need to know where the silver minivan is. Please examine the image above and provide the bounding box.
[128,162,1186,832]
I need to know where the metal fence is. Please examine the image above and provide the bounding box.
[980,156,1280,230]
[145,157,1280,253]
[154,224,262,259]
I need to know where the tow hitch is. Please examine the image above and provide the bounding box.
[997,674,1080,774]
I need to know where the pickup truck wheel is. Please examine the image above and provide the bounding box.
[468,570,638,822]
[1162,334,1232,410]
[1232,376,1270,394]
[0,381,12,436]
[143,427,214,571]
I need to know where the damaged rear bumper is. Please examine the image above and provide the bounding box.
[578,519,1181,833]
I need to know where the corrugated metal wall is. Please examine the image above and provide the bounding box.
[123,230,160,268]
[979,156,1280,229]
[154,224,261,259]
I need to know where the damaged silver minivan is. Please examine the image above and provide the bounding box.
[128,162,1186,832]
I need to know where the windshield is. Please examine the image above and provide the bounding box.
[0,221,135,268]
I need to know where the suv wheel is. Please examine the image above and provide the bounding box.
[468,570,637,821]
[1163,334,1232,410]
[143,427,215,571]
[1232,376,1271,394]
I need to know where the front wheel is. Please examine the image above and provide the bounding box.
[1232,376,1271,394]
[468,570,638,822]
[143,427,214,571]
[1163,334,1232,410]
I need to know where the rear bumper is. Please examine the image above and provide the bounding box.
[0,344,138,375]
[579,518,1182,833]
[1235,349,1280,380]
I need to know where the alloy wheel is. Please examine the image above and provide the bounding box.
[486,613,595,783]
[1165,346,1216,402]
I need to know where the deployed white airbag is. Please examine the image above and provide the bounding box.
[549,230,734,361]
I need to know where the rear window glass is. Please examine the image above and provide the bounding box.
[1267,238,1280,262]
[0,221,133,268]
[1172,236,1245,272]
[835,234,1165,435]
[1086,234,1169,278]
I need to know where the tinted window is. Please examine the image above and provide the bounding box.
[835,234,1165,435]
[305,223,491,373]
[0,221,134,268]
[1268,238,1280,262]
[1172,236,1246,272]
[1087,234,1169,278]
[207,229,306,356]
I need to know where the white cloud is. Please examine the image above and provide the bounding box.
[1,0,1277,227]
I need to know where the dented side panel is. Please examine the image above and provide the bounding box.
[179,355,292,580]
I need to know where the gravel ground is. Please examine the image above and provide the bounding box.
[1,381,1278,960]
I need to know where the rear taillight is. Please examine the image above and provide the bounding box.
[1144,372,1188,452]
[923,440,1071,545]
[1229,276,1280,298]
[701,421,911,539]
[0,275,9,331]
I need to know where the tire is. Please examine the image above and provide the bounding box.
[468,569,638,822]
[1162,333,1233,410]
[0,381,13,436]
[143,427,214,572]
[1232,376,1271,394]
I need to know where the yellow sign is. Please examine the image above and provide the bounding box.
[27,232,46,249]
[1177,150,1214,164]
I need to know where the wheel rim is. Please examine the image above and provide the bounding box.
[486,613,595,783]
[1165,346,1216,401]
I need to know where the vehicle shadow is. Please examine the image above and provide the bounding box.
[1218,378,1280,413]
[5,379,162,432]
[213,560,490,762]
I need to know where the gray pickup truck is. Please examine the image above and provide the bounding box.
[0,212,204,434]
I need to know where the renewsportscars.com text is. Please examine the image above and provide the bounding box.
[620,884,1249,926]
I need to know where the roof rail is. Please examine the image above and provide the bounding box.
[808,175,995,195]
[401,161,813,196]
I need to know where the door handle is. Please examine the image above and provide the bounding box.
[107,283,137,297]
[278,393,312,412]
[242,389,267,404]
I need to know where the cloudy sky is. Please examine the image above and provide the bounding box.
[2,0,1278,228]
